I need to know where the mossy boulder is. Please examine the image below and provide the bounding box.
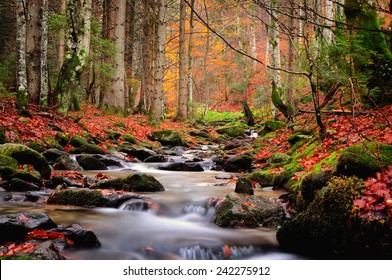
[147,130,185,147]
[268,152,291,164]
[91,178,124,190]
[122,134,136,144]
[105,129,122,140]
[189,129,211,139]
[123,174,165,192]
[288,132,309,146]
[276,176,392,258]
[216,125,245,138]
[91,173,165,192]
[56,132,70,146]
[70,143,105,154]
[28,141,46,153]
[213,192,285,228]
[300,171,333,203]
[223,154,255,172]
[0,154,27,182]
[70,135,88,147]
[0,143,51,179]
[0,154,18,170]
[247,170,275,187]
[259,119,286,136]
[335,142,392,179]
[47,190,110,208]
[119,146,157,161]
[0,156,43,185]
[159,161,204,172]
[248,162,300,189]
[43,137,63,150]
[76,155,108,170]
[47,189,138,208]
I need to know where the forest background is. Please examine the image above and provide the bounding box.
[0,0,391,131]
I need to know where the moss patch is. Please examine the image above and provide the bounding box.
[335,142,392,179]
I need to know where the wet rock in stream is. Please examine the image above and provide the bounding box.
[234,177,254,195]
[92,173,165,192]
[213,193,285,228]
[159,161,204,172]
[47,189,142,208]
[0,212,57,242]
[0,212,101,259]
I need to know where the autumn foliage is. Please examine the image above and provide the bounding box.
[353,166,392,223]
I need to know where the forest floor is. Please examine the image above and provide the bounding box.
[1,96,392,178]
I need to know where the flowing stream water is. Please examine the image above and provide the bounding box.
[0,147,302,260]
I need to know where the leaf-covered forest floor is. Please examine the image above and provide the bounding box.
[1,96,392,178]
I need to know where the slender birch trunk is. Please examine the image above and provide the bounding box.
[16,0,27,101]
[40,0,49,105]
[58,0,66,72]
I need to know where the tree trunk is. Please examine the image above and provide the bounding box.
[40,0,49,105]
[268,0,281,118]
[126,0,136,109]
[26,0,43,105]
[58,0,66,72]
[150,0,167,123]
[111,0,127,111]
[54,0,92,109]
[187,0,195,118]
[243,101,255,126]
[323,0,335,45]
[16,0,27,105]
[202,0,210,116]
[176,0,188,121]
[138,0,154,113]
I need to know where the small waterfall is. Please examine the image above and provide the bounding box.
[178,245,257,260]
[179,245,218,260]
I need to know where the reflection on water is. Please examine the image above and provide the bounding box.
[0,161,298,260]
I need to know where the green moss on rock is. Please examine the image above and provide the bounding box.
[147,130,185,147]
[216,125,245,138]
[0,154,18,170]
[277,176,375,258]
[47,190,109,208]
[70,135,89,147]
[122,134,136,144]
[247,170,275,187]
[0,143,51,179]
[213,192,285,228]
[259,120,286,137]
[335,142,392,179]
[70,143,105,154]
[123,173,165,192]
[77,155,108,170]
[56,132,70,146]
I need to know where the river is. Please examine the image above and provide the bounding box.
[0,147,302,260]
